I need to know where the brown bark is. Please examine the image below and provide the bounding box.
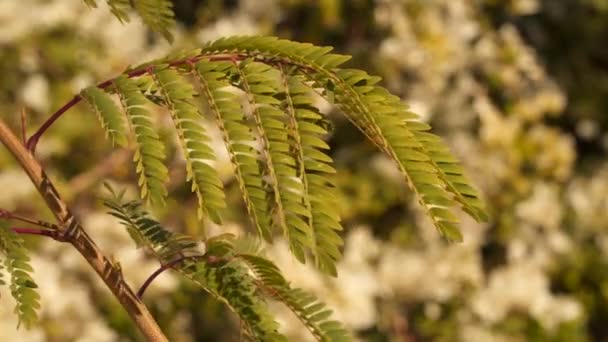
[0,118,167,342]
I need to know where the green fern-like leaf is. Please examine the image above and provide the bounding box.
[80,36,486,272]
[103,193,285,341]
[133,0,175,43]
[114,75,169,206]
[82,0,174,42]
[151,66,226,223]
[194,60,273,241]
[0,221,40,329]
[188,256,286,341]
[280,72,343,275]
[106,0,130,23]
[330,70,475,241]
[81,86,128,147]
[238,60,313,263]
[237,253,351,341]
[104,194,199,262]
[201,36,487,241]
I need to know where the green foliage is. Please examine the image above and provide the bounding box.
[80,86,128,147]
[200,36,487,241]
[194,60,273,241]
[103,186,199,262]
[187,253,286,341]
[238,253,351,341]
[151,66,226,223]
[103,191,287,340]
[0,221,40,329]
[82,0,175,42]
[83,36,487,278]
[280,73,343,275]
[103,189,352,341]
[114,75,169,206]
[238,60,313,263]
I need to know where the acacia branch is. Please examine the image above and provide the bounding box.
[0,118,168,342]
[0,209,60,230]
[137,255,208,299]
[25,54,242,152]
[24,52,304,153]
[11,227,65,241]
[137,257,185,299]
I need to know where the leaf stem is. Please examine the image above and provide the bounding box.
[137,255,206,298]
[11,226,65,241]
[0,209,60,230]
[26,95,81,152]
[24,54,245,153]
[136,258,183,298]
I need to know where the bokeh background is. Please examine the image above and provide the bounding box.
[1,0,608,341]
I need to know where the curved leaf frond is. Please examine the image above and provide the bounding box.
[238,60,312,263]
[81,86,128,147]
[81,36,487,281]
[132,0,175,43]
[103,193,285,341]
[237,253,351,342]
[194,60,273,241]
[104,194,199,262]
[280,72,343,275]
[188,254,286,341]
[201,36,487,241]
[114,75,169,206]
[83,0,175,42]
[0,221,40,329]
[151,66,226,223]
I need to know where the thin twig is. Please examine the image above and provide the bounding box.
[136,258,184,298]
[21,107,27,145]
[0,209,60,230]
[25,54,243,153]
[24,52,306,153]
[11,226,65,241]
[137,255,206,298]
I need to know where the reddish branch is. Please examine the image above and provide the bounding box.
[25,53,244,152]
[0,209,60,230]
[137,255,208,298]
[11,227,66,241]
[25,52,315,153]
[136,257,185,298]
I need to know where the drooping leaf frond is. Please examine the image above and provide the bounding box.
[105,0,130,23]
[410,130,489,222]
[151,66,226,223]
[194,60,273,241]
[237,60,314,263]
[83,0,175,42]
[0,221,40,329]
[81,36,487,281]
[102,193,285,341]
[237,253,351,341]
[104,195,200,262]
[187,252,286,341]
[114,75,169,206]
[132,0,175,43]
[280,72,343,275]
[80,86,128,147]
[200,36,487,241]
